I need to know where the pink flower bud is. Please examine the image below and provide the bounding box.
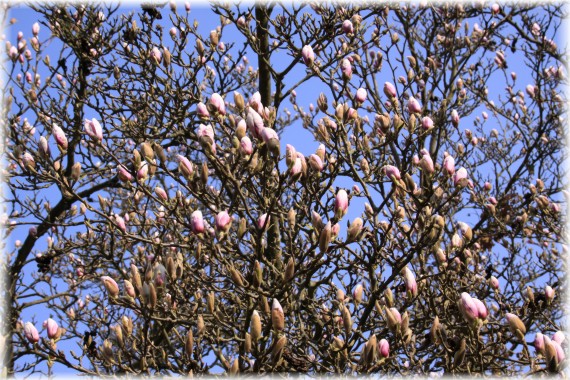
[302,45,314,66]
[334,189,349,219]
[155,186,168,201]
[258,213,270,230]
[453,167,468,187]
[505,312,526,335]
[137,161,149,181]
[378,338,390,358]
[84,118,103,143]
[532,22,541,36]
[407,96,422,113]
[240,136,253,155]
[237,16,246,28]
[308,154,324,172]
[114,214,126,233]
[490,276,499,290]
[458,292,479,322]
[43,318,59,339]
[9,46,18,60]
[191,210,205,233]
[246,108,264,139]
[384,165,401,181]
[421,116,434,130]
[261,127,280,152]
[177,155,194,179]
[32,22,40,36]
[196,102,210,119]
[24,322,40,343]
[419,153,435,174]
[271,298,285,331]
[451,109,460,126]
[355,88,367,103]
[383,82,397,98]
[472,298,488,319]
[545,285,555,302]
[535,333,545,354]
[352,283,363,303]
[443,154,455,175]
[38,136,50,158]
[553,331,565,345]
[402,267,417,298]
[150,46,162,64]
[52,124,68,150]
[552,340,565,363]
[342,20,354,34]
[209,93,226,115]
[215,211,231,232]
[526,84,536,98]
[341,58,352,80]
[169,27,177,38]
[101,276,119,298]
[491,3,500,14]
[389,307,402,323]
[22,152,36,169]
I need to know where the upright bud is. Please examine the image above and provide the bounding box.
[302,45,315,66]
[271,299,284,331]
[334,189,349,219]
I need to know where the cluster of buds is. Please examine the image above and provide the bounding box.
[535,331,565,370]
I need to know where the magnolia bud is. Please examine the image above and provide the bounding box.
[251,310,262,341]
[271,299,284,331]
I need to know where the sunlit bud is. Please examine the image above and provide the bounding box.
[484,181,492,191]
[101,276,119,298]
[250,310,262,341]
[383,165,401,181]
[526,84,536,98]
[506,312,526,335]
[385,307,402,333]
[355,87,367,103]
[545,285,555,303]
[84,118,103,143]
[552,340,565,364]
[115,164,131,182]
[114,214,126,233]
[407,97,421,113]
[150,46,161,65]
[258,213,270,230]
[271,299,284,331]
[52,124,68,151]
[137,161,149,181]
[240,136,253,156]
[341,58,352,80]
[490,276,499,290]
[532,22,541,36]
[391,32,399,43]
[70,162,81,181]
[352,283,363,304]
[473,298,488,319]
[458,293,479,322]
[451,109,460,126]
[534,333,546,354]
[308,154,324,172]
[419,154,435,174]
[272,335,287,364]
[453,167,468,187]
[440,154,455,175]
[302,45,314,66]
[420,116,433,131]
[209,93,226,115]
[378,339,389,358]
[124,279,136,298]
[491,3,500,14]
[185,1,191,12]
[191,210,205,233]
[215,211,232,232]
[43,318,59,339]
[553,331,565,345]
[177,155,194,179]
[196,102,209,119]
[311,210,323,231]
[334,189,349,219]
[402,266,418,298]
[347,218,363,242]
[32,22,40,36]
[24,322,40,343]
[383,82,397,99]
[237,16,246,28]
[198,123,215,145]
[319,221,332,254]
[342,20,354,34]
[246,108,264,139]
[169,27,178,39]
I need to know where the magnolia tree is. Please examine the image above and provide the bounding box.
[1,1,568,376]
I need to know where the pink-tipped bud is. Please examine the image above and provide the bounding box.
[378,338,389,358]
[302,45,315,66]
[526,84,536,98]
[240,136,253,156]
[261,127,280,154]
[383,82,397,98]
[114,214,127,233]
[535,333,546,355]
[443,155,455,175]
[553,331,565,345]
[458,292,479,322]
[407,97,422,113]
[352,283,363,304]
[342,20,354,34]
[209,93,226,115]
[258,213,270,230]
[177,155,194,179]
[101,276,119,298]
[419,153,435,174]
[334,189,349,219]
[84,118,103,143]
[421,116,434,130]
[32,22,40,36]
[402,267,418,298]
[490,276,499,290]
[196,102,210,119]
[271,299,285,331]
[117,165,132,182]
[505,312,526,335]
[154,187,168,201]
[451,109,460,126]
[52,124,68,150]
[150,46,162,65]
[384,165,401,181]
[453,167,468,187]
[137,162,149,181]
[246,108,264,139]
[545,285,555,303]
[355,88,367,104]
[472,298,488,320]
[43,318,59,339]
[491,3,500,14]
[24,322,40,343]
[215,211,231,232]
[191,210,205,234]
[308,154,324,172]
[169,27,178,38]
